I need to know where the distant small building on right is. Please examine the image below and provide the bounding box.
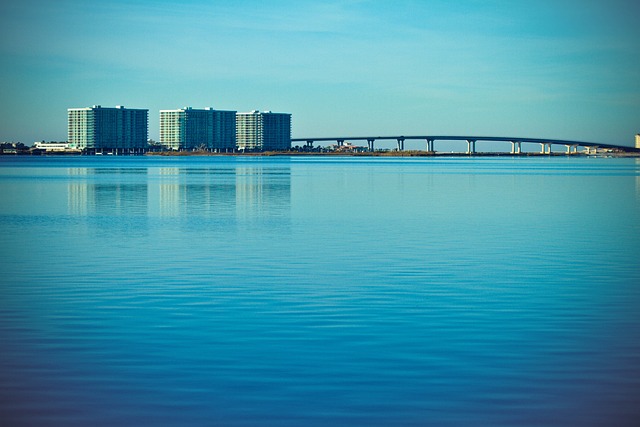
[636,134,640,149]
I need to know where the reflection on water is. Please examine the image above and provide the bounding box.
[66,164,291,221]
[152,167,237,218]
[236,166,291,222]
[68,168,148,217]
[1,156,639,427]
[67,168,90,216]
[156,167,182,217]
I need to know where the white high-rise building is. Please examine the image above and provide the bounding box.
[636,134,640,149]
[236,110,291,151]
[68,105,148,151]
[159,107,236,151]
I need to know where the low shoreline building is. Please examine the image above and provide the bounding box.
[236,110,291,151]
[159,107,236,151]
[33,142,76,152]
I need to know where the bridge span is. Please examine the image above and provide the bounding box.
[291,135,638,154]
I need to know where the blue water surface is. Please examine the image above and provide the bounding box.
[1,155,639,426]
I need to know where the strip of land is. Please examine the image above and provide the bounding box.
[144,150,640,157]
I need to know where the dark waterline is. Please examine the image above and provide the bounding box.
[1,156,639,426]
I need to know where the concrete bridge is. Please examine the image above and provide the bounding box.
[291,135,639,154]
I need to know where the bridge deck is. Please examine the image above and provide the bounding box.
[291,135,636,151]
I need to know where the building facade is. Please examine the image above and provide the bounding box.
[159,107,237,151]
[236,110,291,151]
[68,105,148,151]
[636,134,640,150]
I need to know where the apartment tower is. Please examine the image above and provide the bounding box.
[159,107,237,151]
[236,110,291,151]
[68,105,148,151]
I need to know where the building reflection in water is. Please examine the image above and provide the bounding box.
[149,163,291,222]
[235,166,291,222]
[67,163,291,222]
[151,167,239,218]
[67,168,149,218]
[155,168,182,217]
[67,168,90,216]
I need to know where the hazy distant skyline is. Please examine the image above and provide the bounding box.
[1,0,639,147]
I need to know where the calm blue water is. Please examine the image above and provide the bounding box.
[1,155,639,426]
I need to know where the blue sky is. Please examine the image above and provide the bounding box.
[1,0,639,147]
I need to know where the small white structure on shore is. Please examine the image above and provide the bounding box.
[34,142,75,152]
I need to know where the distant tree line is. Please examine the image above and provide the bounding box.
[0,142,31,154]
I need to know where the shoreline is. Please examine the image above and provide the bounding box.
[144,150,640,158]
[3,150,639,158]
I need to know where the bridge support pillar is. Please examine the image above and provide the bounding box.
[565,145,577,154]
[466,140,476,154]
[306,140,314,148]
[540,143,551,154]
[426,139,434,152]
[511,141,522,154]
[396,138,405,151]
[367,139,375,152]
[337,139,344,147]
[585,146,599,155]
